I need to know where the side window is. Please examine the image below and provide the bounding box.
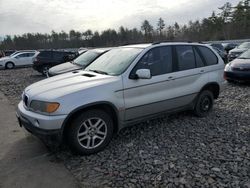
[198,46,218,66]
[27,53,35,57]
[38,51,52,58]
[53,52,64,60]
[193,47,205,67]
[133,46,172,76]
[176,46,196,71]
[16,53,27,58]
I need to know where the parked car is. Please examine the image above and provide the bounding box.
[224,49,250,82]
[17,43,225,155]
[9,50,37,57]
[223,43,238,53]
[48,48,110,77]
[0,51,37,69]
[211,46,228,64]
[228,42,250,61]
[32,50,78,75]
[209,43,225,52]
[4,50,16,56]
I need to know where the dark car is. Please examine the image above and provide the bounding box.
[223,43,238,53]
[33,50,78,75]
[212,46,228,64]
[209,43,224,52]
[48,48,110,77]
[224,49,250,82]
[4,50,16,56]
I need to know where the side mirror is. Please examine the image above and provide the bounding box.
[135,69,151,79]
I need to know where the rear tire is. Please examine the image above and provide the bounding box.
[42,66,50,76]
[67,109,114,155]
[194,90,214,117]
[5,62,15,69]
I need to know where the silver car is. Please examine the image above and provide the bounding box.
[16,43,225,155]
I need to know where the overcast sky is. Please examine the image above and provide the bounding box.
[0,0,239,36]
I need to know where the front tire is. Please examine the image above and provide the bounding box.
[194,90,214,117]
[67,109,114,155]
[5,62,15,69]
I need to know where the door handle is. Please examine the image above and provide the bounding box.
[200,70,205,73]
[168,76,175,80]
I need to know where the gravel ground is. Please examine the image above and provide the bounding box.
[0,67,250,188]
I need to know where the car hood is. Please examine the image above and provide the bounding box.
[25,70,119,100]
[229,48,248,53]
[49,62,81,75]
[231,58,250,68]
[0,57,12,61]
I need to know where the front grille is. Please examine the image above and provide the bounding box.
[23,95,28,107]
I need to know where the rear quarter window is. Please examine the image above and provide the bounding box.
[198,46,218,66]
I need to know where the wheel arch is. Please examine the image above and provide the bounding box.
[200,82,220,99]
[5,61,15,69]
[61,101,120,139]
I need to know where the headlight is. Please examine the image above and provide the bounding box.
[224,63,232,71]
[30,100,60,113]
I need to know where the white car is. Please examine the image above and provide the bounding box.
[17,43,225,155]
[0,51,37,69]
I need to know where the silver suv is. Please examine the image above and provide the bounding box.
[16,43,225,155]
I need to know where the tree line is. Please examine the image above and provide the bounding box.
[1,0,250,50]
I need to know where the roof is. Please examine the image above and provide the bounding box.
[121,43,152,49]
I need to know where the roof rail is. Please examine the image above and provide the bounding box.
[152,40,198,45]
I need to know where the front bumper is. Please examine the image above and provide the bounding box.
[224,71,250,82]
[17,101,67,140]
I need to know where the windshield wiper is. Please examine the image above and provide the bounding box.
[89,69,108,75]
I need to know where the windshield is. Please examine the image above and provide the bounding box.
[10,52,19,57]
[238,42,250,49]
[238,50,250,59]
[85,47,143,75]
[73,50,100,66]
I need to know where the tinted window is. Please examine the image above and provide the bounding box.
[176,46,196,71]
[194,47,205,67]
[133,46,172,76]
[27,52,35,57]
[53,52,65,60]
[38,51,52,58]
[16,53,27,58]
[198,46,218,66]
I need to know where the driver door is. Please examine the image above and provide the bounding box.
[123,46,177,121]
[15,53,28,66]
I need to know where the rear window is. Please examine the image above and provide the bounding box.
[198,46,218,66]
[38,51,52,58]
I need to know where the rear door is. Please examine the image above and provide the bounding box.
[53,52,66,65]
[25,52,36,65]
[169,45,209,105]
